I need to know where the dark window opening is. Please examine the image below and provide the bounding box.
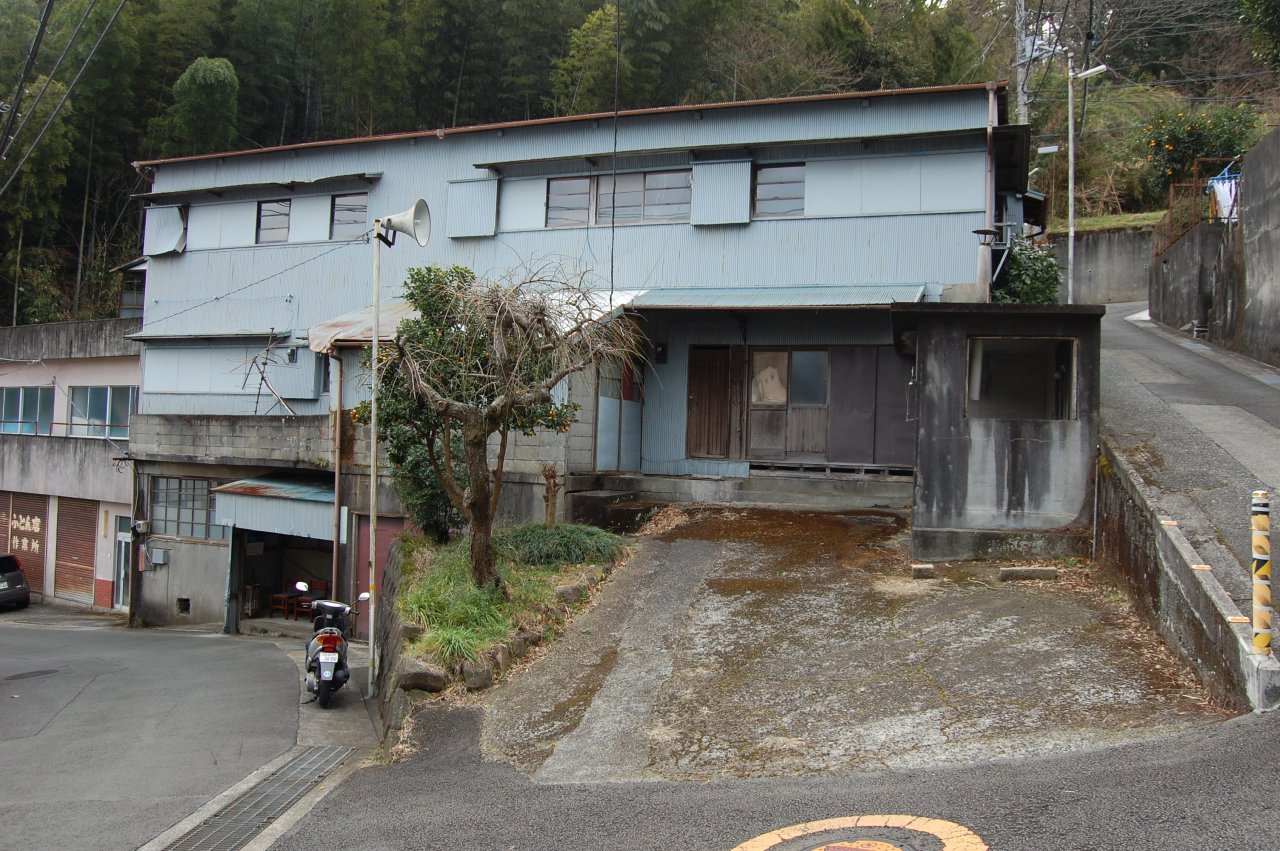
[967,337,1075,420]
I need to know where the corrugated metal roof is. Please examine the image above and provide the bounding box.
[212,476,333,502]
[134,82,1006,169]
[307,299,420,353]
[307,285,923,353]
[627,285,925,309]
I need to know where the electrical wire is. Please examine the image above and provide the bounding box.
[0,0,55,161]
[3,0,101,158]
[139,229,373,332]
[0,0,125,203]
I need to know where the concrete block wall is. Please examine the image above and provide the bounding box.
[130,414,332,469]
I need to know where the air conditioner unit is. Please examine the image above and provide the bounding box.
[147,546,170,566]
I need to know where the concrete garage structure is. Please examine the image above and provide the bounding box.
[895,303,1103,561]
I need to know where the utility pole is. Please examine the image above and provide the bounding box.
[1014,0,1029,124]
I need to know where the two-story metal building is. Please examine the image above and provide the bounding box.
[127,81,1097,633]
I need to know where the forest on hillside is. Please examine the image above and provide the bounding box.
[1,0,1278,326]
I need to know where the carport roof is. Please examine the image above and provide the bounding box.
[212,475,336,541]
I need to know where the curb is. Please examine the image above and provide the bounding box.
[1101,440,1280,710]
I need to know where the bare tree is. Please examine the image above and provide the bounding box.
[376,263,644,592]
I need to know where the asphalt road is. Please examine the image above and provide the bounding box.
[1101,301,1280,610]
[0,610,298,851]
[274,703,1278,850]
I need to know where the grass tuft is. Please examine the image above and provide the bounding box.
[398,524,624,669]
[494,523,624,566]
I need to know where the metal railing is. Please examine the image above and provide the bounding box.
[1152,157,1242,258]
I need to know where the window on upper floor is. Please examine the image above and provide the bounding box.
[753,164,805,218]
[330,192,369,240]
[150,477,229,541]
[0,386,53,435]
[546,169,693,228]
[256,199,291,244]
[69,385,138,439]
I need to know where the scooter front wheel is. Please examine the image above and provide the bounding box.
[317,680,332,708]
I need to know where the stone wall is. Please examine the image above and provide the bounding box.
[1049,226,1153,304]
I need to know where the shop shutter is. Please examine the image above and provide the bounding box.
[9,493,49,593]
[55,498,97,603]
[0,491,11,554]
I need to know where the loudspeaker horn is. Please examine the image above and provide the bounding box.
[380,198,431,247]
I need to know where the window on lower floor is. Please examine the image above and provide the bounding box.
[967,337,1075,419]
[69,385,138,438]
[0,386,53,435]
[150,477,229,541]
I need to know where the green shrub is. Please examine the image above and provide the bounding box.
[994,237,1062,305]
[494,524,624,566]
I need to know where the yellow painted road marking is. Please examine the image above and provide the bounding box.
[732,814,987,851]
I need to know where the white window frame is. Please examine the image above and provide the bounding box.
[69,385,138,439]
[0,386,54,435]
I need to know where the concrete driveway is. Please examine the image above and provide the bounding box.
[481,506,1230,781]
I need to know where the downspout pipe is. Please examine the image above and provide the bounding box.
[329,349,343,595]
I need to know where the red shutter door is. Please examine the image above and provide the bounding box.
[55,498,98,603]
[9,493,49,593]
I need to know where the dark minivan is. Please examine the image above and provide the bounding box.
[0,554,31,609]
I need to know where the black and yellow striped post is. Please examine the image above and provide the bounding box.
[1252,490,1271,655]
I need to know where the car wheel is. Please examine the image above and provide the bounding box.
[15,598,29,609]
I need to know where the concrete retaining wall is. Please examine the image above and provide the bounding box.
[1150,224,1223,332]
[1095,441,1280,711]
[1149,127,1280,368]
[1049,227,1153,304]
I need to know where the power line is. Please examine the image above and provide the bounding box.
[0,0,126,203]
[0,0,56,161]
[140,229,373,332]
[5,0,101,156]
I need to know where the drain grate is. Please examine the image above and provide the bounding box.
[165,745,351,851]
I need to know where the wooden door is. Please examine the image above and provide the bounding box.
[687,347,731,458]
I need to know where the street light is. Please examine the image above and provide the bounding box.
[368,199,430,699]
[1067,53,1107,304]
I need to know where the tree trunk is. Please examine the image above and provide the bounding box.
[463,427,504,593]
[542,463,561,529]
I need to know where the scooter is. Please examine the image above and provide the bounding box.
[295,581,369,708]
